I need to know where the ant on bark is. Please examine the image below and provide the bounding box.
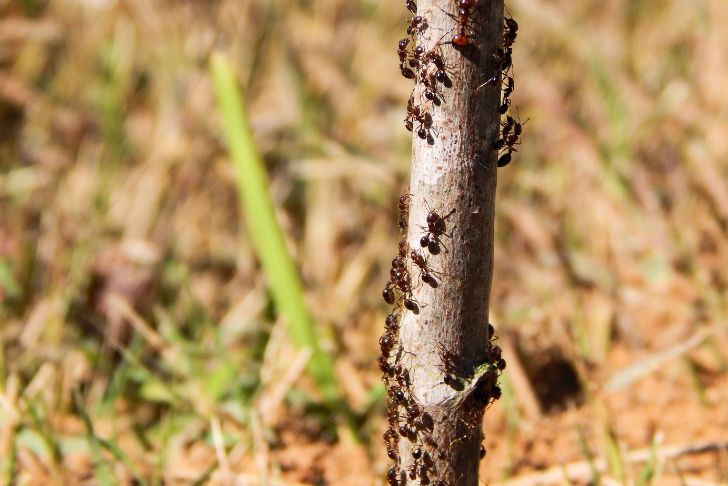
[419,204,454,255]
[410,248,445,288]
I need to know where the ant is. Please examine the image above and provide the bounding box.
[503,16,518,48]
[399,423,416,440]
[387,405,402,428]
[437,342,463,388]
[493,47,513,73]
[426,205,452,236]
[386,466,399,486]
[384,427,399,453]
[487,322,495,340]
[379,355,395,377]
[406,402,420,420]
[419,205,454,255]
[405,0,417,14]
[452,0,479,49]
[406,15,428,36]
[380,331,396,357]
[395,273,422,314]
[503,75,515,99]
[410,248,443,288]
[388,263,421,313]
[398,237,408,258]
[485,343,502,365]
[492,115,519,149]
[412,447,423,460]
[385,312,400,331]
[406,104,434,141]
[435,0,484,51]
[399,192,411,223]
[383,282,396,305]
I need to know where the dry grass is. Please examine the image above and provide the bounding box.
[0,0,727,484]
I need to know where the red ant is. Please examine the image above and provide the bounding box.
[386,466,399,486]
[380,331,396,357]
[419,204,454,255]
[387,264,422,314]
[406,15,428,36]
[452,0,478,49]
[410,248,443,288]
[437,342,462,388]
[398,237,408,258]
[378,355,394,377]
[385,312,400,331]
[398,192,411,230]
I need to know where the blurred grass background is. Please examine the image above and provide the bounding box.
[1,0,727,484]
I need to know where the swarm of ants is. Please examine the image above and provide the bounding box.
[488,13,524,167]
[381,192,459,484]
[383,1,515,483]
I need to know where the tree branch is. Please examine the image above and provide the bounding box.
[381,0,508,484]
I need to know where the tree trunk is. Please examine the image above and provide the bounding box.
[384,0,505,484]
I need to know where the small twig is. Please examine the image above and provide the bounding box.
[500,441,728,486]
[604,327,715,392]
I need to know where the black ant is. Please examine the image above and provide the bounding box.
[405,0,417,14]
[493,47,513,73]
[487,322,495,339]
[503,75,515,99]
[503,16,518,48]
[485,343,502,365]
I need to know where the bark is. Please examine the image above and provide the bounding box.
[394,0,504,484]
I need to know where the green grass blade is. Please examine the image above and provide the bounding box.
[74,391,115,486]
[209,53,343,410]
[636,435,661,486]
